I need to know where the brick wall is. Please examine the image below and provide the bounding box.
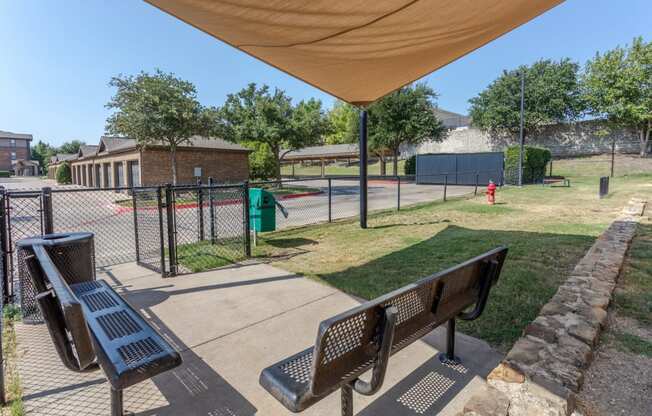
[140,148,249,185]
[0,146,30,171]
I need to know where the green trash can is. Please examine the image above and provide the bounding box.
[249,188,277,232]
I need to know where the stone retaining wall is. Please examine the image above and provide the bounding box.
[459,198,647,416]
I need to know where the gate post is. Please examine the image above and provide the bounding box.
[208,177,216,244]
[443,175,448,202]
[196,178,205,241]
[41,187,54,235]
[0,187,9,306]
[132,188,140,263]
[243,181,251,257]
[164,184,177,276]
[156,187,166,277]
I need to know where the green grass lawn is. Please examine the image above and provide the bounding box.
[175,240,245,272]
[253,174,652,351]
[281,160,406,177]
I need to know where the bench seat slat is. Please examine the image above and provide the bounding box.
[72,280,182,390]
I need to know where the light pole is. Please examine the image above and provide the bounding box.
[518,70,525,187]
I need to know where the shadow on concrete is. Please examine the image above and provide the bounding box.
[108,272,260,416]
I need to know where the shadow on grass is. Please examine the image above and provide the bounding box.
[317,224,596,351]
[261,237,318,248]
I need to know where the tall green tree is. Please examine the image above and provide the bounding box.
[367,84,446,175]
[469,59,584,140]
[105,70,215,184]
[583,37,652,157]
[31,140,57,169]
[58,140,85,155]
[218,83,329,180]
[324,100,357,145]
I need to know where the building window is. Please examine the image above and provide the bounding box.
[10,139,15,147]
[10,152,16,160]
[128,161,140,187]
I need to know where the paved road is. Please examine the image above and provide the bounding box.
[0,177,474,272]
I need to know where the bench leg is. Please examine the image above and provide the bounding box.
[111,387,135,416]
[438,319,461,365]
[341,383,353,416]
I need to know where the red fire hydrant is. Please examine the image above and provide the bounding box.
[486,180,497,205]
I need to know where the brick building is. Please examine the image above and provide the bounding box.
[47,153,78,179]
[55,136,249,187]
[0,130,37,175]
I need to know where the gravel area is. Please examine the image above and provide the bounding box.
[577,292,652,415]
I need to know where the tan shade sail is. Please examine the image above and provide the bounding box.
[145,0,564,105]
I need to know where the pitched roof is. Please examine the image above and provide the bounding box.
[77,145,99,158]
[282,144,359,160]
[50,153,78,163]
[98,135,249,154]
[0,130,33,140]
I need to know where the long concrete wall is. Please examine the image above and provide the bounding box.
[405,120,642,157]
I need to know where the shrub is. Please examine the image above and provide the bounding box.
[0,171,10,178]
[56,162,72,184]
[504,145,551,184]
[404,155,417,175]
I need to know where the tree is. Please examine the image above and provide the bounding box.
[58,140,85,155]
[367,84,446,175]
[31,140,57,170]
[218,83,329,180]
[583,37,652,157]
[56,162,72,184]
[105,70,215,184]
[469,59,584,141]
[324,101,357,145]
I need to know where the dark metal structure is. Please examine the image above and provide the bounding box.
[599,176,610,198]
[19,233,182,416]
[260,246,508,415]
[416,152,505,186]
[359,109,368,229]
[17,232,95,324]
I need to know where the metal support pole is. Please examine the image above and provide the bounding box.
[443,175,448,201]
[341,384,354,416]
[243,181,251,257]
[164,184,177,277]
[132,188,140,263]
[208,177,216,244]
[110,387,124,416]
[610,138,616,178]
[549,159,553,177]
[474,172,479,196]
[447,319,456,360]
[196,178,204,241]
[156,187,166,277]
[0,187,9,306]
[41,187,53,235]
[328,178,332,222]
[0,188,5,405]
[397,176,401,211]
[518,70,525,187]
[359,109,368,229]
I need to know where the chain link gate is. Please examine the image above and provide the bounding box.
[133,182,250,277]
[0,187,53,303]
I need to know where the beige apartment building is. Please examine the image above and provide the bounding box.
[50,136,250,187]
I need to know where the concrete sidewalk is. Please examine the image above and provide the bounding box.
[15,262,502,415]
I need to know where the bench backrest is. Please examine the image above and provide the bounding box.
[24,244,96,371]
[310,247,507,396]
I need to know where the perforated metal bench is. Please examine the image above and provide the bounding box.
[260,247,508,415]
[20,236,182,416]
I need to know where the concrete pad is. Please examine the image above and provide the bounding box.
[16,262,502,415]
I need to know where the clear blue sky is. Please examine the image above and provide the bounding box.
[1,1,651,147]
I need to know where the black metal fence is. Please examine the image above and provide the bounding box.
[0,182,250,303]
[416,152,505,186]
